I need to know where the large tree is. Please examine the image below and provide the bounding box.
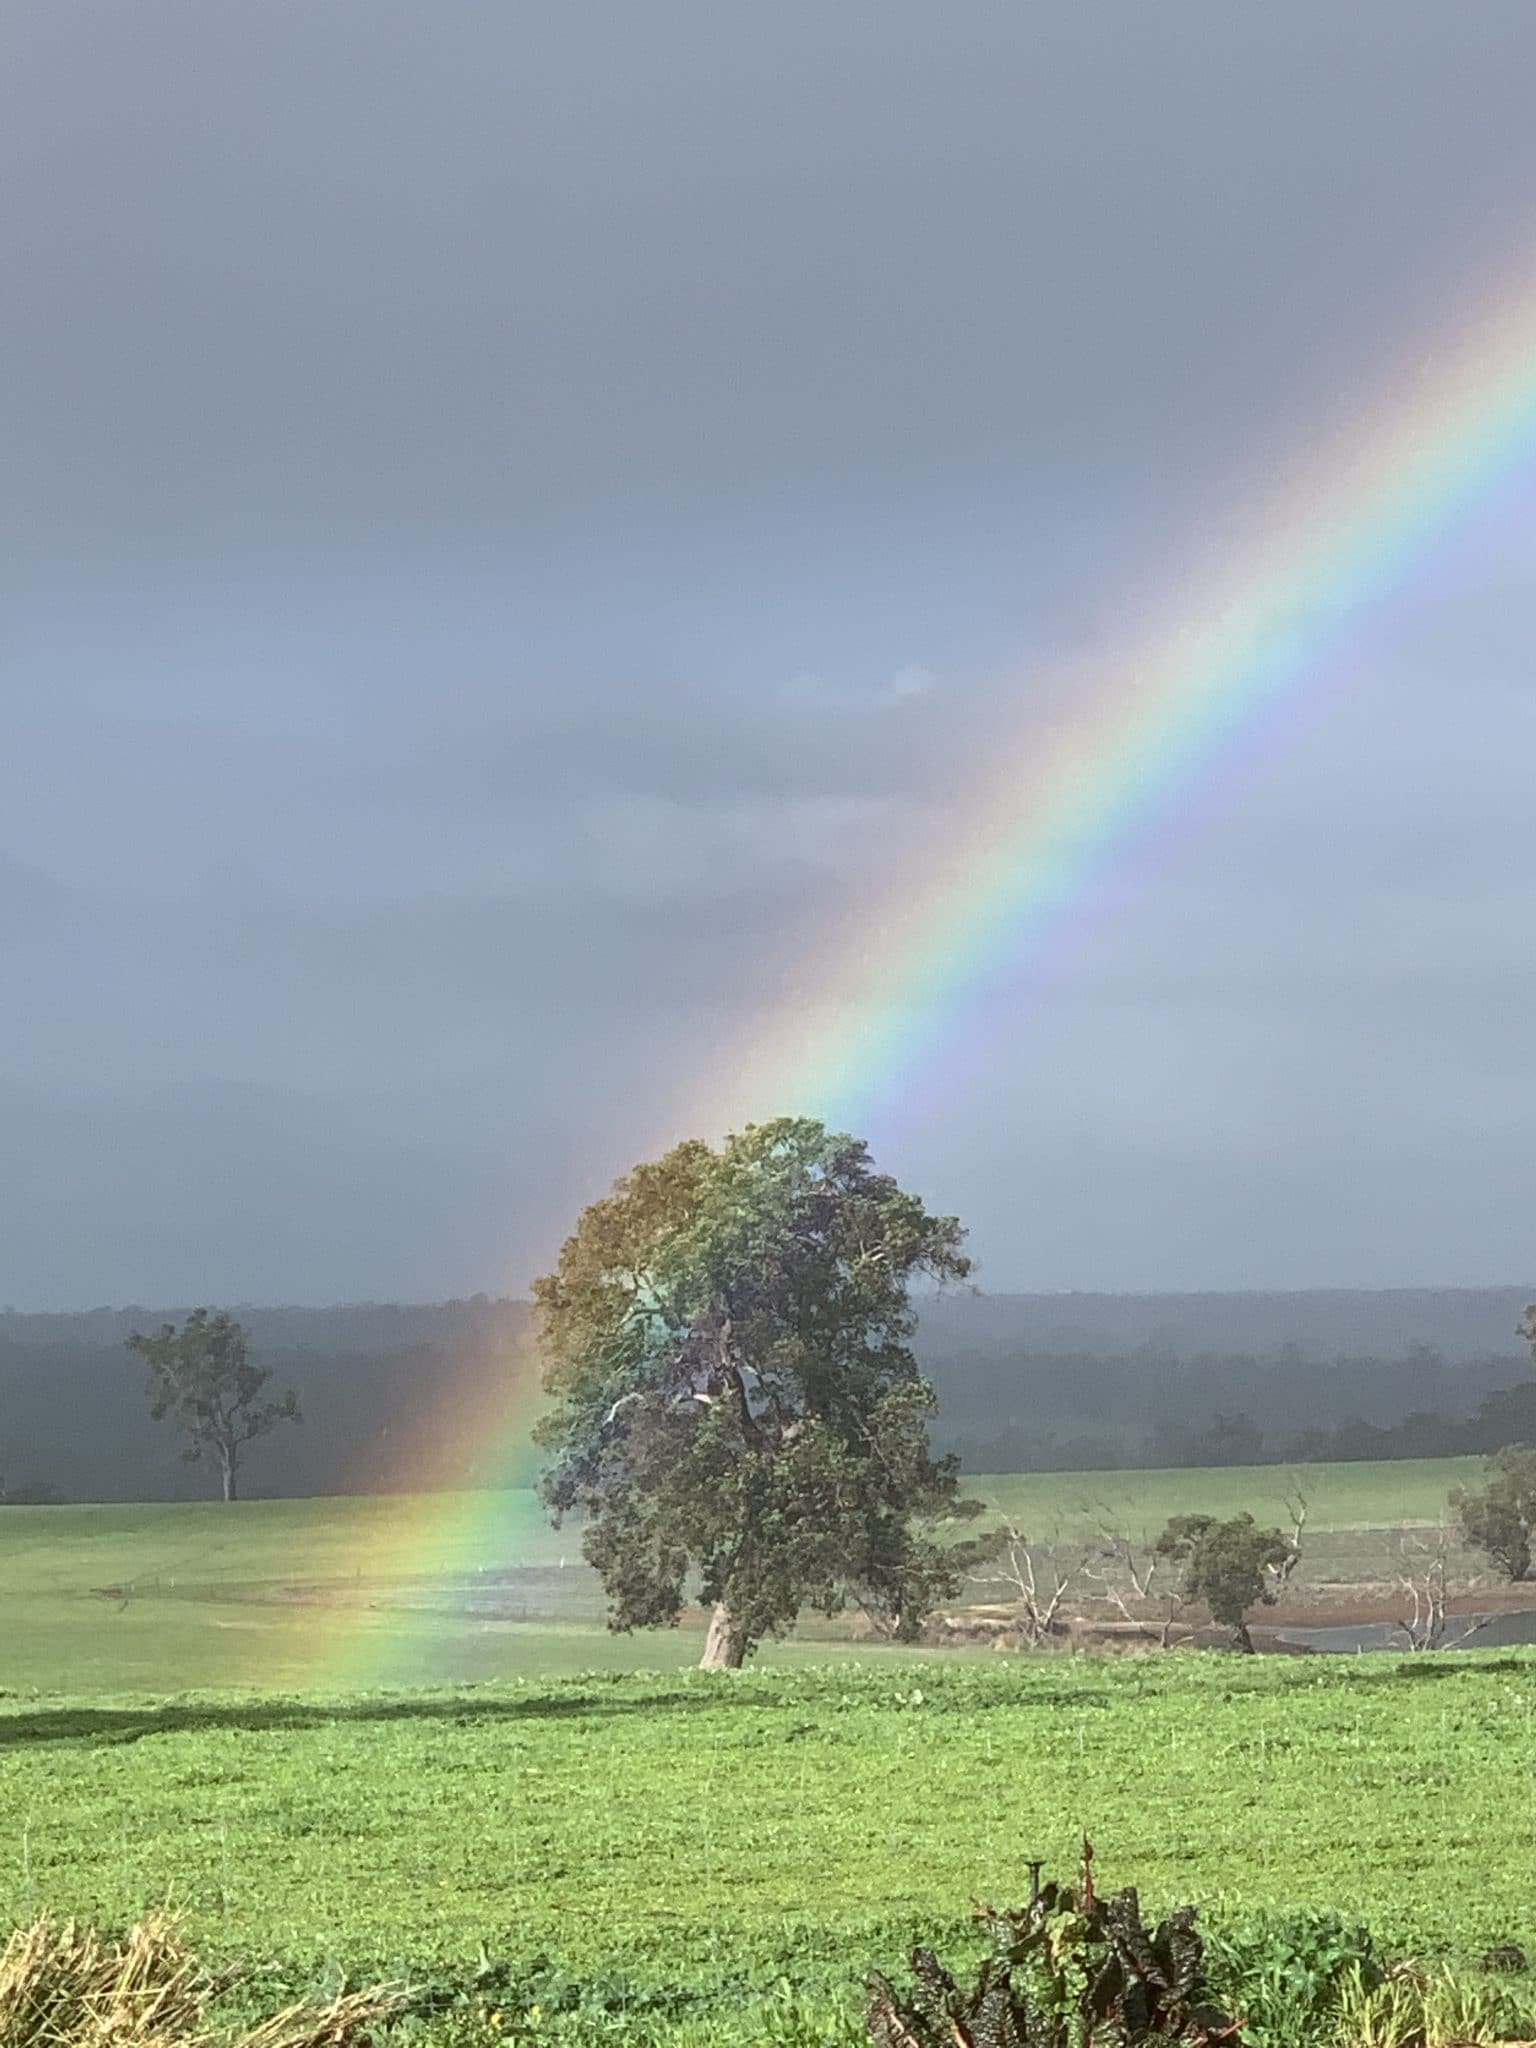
[532,1117,972,1668]
[127,1309,299,1500]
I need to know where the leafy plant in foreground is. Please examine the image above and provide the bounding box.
[1203,1912,1380,2048]
[866,1841,1242,2047]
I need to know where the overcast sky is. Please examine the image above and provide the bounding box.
[4,3,1535,1306]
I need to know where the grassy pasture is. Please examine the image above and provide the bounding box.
[0,1459,1526,2045]
[2,1656,1535,2028]
[974,1456,1484,1537]
[0,1493,675,1696]
[975,1458,1492,1600]
[0,1458,1486,1696]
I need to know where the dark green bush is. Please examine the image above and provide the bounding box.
[866,1842,1242,2047]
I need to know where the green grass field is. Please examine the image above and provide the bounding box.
[3,1657,1535,2029]
[0,1457,1527,2045]
[973,1457,1485,1537]
[975,1459,1494,1597]
[0,1458,1487,1697]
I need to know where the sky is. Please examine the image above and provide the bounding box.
[3,3,1535,1306]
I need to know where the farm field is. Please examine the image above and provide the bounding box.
[974,1456,1486,1537]
[2,1457,1531,2046]
[0,1457,1491,1696]
[3,1656,1536,2044]
[978,1458,1500,1611]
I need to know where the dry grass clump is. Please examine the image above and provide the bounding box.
[0,1914,405,2048]
[1330,1957,1536,2048]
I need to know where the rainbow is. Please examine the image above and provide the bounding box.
[310,275,1536,1685]
[685,289,1536,1138]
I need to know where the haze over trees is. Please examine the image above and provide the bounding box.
[0,1288,1527,1504]
[126,1309,300,1501]
[532,1117,972,1668]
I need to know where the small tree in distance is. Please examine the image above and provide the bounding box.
[533,1117,972,1668]
[1394,1525,1490,1652]
[1450,1444,1536,1582]
[973,1522,1090,1648]
[1155,1511,1297,1652]
[127,1309,299,1501]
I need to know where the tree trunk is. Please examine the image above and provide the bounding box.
[1234,1620,1254,1653]
[700,1601,747,1670]
[221,1450,238,1502]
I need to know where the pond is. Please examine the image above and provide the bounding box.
[1278,1608,1536,1654]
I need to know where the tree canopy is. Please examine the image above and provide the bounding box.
[532,1117,972,1666]
[1451,1444,1536,1582]
[126,1309,300,1500]
[1155,1511,1296,1651]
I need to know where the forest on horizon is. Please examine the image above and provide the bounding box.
[4,1285,1532,1504]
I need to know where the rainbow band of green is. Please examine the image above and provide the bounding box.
[698,291,1536,1132]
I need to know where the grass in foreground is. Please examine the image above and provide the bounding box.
[0,1914,403,2048]
[3,1656,1535,2008]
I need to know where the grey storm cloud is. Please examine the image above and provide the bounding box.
[7,2,1536,573]
[2,1,1536,1303]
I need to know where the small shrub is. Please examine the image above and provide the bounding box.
[865,1840,1242,2047]
[1450,1446,1536,1581]
[1204,1911,1380,2048]
[1154,1516,1296,1652]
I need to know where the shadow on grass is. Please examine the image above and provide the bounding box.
[0,1672,1126,1750]
[1383,1653,1529,1680]
[0,1686,736,1750]
[5,1647,1528,1751]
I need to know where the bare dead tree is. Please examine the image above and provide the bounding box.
[1394,1525,1491,1653]
[1085,1522,1188,1649]
[978,1522,1087,1648]
[1266,1488,1308,1596]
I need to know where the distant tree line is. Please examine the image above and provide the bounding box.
[939,1354,1536,1472]
[1283,1378,1536,1465]
[0,1473,66,1506]
[2,1293,1532,1500]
